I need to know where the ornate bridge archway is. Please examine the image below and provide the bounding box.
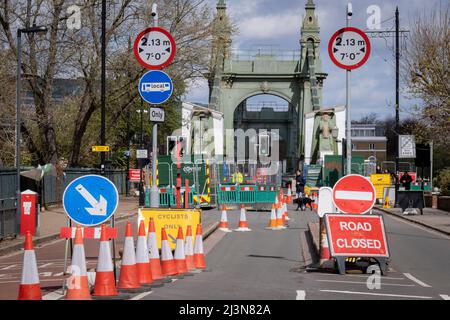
[208,0,327,172]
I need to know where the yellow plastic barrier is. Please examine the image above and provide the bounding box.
[138,208,201,250]
[370,174,392,201]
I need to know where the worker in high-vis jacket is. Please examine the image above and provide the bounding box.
[232,169,244,184]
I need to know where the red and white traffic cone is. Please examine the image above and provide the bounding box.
[93,224,117,297]
[117,222,141,290]
[319,219,334,269]
[219,205,232,232]
[17,231,42,300]
[174,227,188,274]
[276,198,286,230]
[65,226,91,300]
[160,228,178,277]
[185,225,196,271]
[136,220,153,285]
[147,218,164,280]
[235,204,251,232]
[287,185,293,203]
[194,224,206,269]
[265,204,278,230]
[283,196,290,221]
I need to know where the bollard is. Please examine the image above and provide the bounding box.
[184,179,190,209]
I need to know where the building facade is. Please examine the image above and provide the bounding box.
[351,124,387,163]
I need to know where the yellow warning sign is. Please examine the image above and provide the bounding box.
[138,208,201,250]
[92,146,110,152]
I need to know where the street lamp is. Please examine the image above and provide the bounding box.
[16,24,48,233]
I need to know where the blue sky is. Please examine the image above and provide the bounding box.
[185,0,441,121]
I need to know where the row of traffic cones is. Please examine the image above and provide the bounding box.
[17,219,207,300]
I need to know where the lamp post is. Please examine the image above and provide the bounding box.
[15,24,48,234]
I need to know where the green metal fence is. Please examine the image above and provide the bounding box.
[217,184,277,205]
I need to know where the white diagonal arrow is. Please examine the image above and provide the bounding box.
[75,184,108,216]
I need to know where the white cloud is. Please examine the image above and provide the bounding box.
[237,11,300,40]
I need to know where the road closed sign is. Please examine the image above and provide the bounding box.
[325,214,389,258]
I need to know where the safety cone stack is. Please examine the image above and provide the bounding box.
[193,224,206,269]
[287,185,293,203]
[219,205,232,232]
[265,204,278,230]
[136,220,153,285]
[18,231,42,300]
[283,195,290,221]
[160,228,178,277]
[93,224,117,297]
[65,225,91,300]
[117,222,141,290]
[147,218,164,280]
[276,198,286,230]
[174,227,188,274]
[184,226,196,271]
[235,204,251,232]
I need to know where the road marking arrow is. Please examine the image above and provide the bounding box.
[75,184,108,216]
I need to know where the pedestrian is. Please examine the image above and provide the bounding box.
[295,170,305,199]
[400,171,413,190]
[376,165,382,174]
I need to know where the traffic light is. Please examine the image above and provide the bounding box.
[259,134,270,156]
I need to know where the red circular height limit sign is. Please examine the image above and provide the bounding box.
[328,27,371,70]
[332,174,376,214]
[133,27,176,70]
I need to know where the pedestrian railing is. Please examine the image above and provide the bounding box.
[217,184,278,205]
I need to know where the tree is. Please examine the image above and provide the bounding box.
[404,4,450,149]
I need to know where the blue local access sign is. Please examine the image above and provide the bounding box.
[63,175,119,226]
[139,70,173,105]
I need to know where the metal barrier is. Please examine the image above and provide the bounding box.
[217,184,278,205]
[145,187,196,208]
[0,197,16,240]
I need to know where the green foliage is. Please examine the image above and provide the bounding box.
[434,168,450,195]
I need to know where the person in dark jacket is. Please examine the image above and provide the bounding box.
[295,170,306,198]
[400,171,413,190]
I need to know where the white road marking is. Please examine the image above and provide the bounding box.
[439,294,450,300]
[316,273,405,281]
[316,279,414,287]
[39,263,53,268]
[130,291,153,300]
[335,190,373,201]
[42,291,64,300]
[320,290,433,299]
[403,273,431,288]
[0,264,17,270]
[296,290,306,300]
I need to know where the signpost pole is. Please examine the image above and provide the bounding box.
[345,4,352,176]
[150,4,160,208]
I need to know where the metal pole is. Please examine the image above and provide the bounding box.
[149,4,159,208]
[345,5,352,176]
[100,0,106,175]
[394,7,400,206]
[430,140,433,189]
[15,30,22,235]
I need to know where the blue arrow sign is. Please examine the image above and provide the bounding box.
[63,175,119,226]
[139,70,173,105]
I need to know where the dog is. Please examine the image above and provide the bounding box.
[293,196,315,211]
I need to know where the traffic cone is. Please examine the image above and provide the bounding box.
[174,227,188,274]
[219,205,232,232]
[18,232,42,300]
[276,199,286,230]
[283,196,290,221]
[287,185,293,203]
[319,220,333,268]
[185,225,196,271]
[193,224,206,269]
[93,224,117,297]
[275,195,280,209]
[147,218,164,280]
[265,204,278,230]
[117,222,141,290]
[160,228,178,276]
[312,193,318,210]
[136,220,153,285]
[235,204,251,232]
[65,225,91,300]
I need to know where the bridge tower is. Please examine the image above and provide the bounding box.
[208,0,327,172]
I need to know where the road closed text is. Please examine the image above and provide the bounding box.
[325,214,389,257]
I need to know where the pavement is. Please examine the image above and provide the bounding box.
[375,205,450,236]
